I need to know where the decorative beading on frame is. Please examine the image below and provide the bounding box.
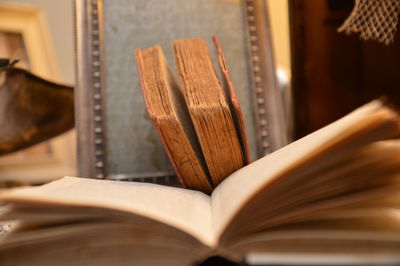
[244,0,272,156]
[90,0,106,178]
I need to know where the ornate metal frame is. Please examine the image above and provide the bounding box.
[75,0,107,179]
[243,0,289,156]
[75,0,288,180]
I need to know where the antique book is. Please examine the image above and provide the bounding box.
[1,100,400,265]
[135,37,249,193]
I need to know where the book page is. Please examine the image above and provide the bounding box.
[211,100,399,237]
[0,221,211,266]
[247,253,400,266]
[0,176,215,246]
[229,209,400,254]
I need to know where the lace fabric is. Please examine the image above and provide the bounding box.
[339,0,400,44]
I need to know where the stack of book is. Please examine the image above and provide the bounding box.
[136,37,250,193]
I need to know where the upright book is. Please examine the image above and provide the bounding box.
[135,37,249,193]
[1,100,400,266]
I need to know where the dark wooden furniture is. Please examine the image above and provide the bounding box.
[290,0,400,139]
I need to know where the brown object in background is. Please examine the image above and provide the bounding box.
[0,67,74,156]
[290,0,400,139]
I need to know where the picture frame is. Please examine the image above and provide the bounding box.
[0,3,76,184]
[75,0,289,182]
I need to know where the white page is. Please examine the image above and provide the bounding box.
[0,176,214,246]
[211,100,396,236]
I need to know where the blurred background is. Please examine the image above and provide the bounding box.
[290,0,400,138]
[0,0,75,184]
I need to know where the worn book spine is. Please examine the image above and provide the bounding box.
[213,36,251,164]
[135,47,213,193]
[173,38,246,186]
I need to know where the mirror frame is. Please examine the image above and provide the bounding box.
[75,0,288,180]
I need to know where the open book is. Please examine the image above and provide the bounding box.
[135,37,250,193]
[1,100,400,266]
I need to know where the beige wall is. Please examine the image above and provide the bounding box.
[0,0,75,181]
[0,0,74,84]
[267,0,291,77]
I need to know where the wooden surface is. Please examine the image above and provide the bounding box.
[290,0,400,139]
